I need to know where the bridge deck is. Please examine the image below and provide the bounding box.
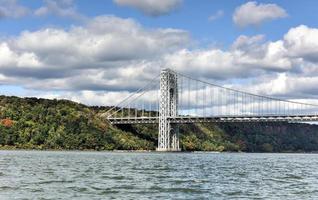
[108,114,318,124]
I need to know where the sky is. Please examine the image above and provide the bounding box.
[1,0,318,106]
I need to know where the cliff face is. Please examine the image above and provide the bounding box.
[1,95,318,152]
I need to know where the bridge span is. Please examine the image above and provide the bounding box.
[105,68,318,151]
[108,115,318,124]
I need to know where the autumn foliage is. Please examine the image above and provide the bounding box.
[1,118,14,127]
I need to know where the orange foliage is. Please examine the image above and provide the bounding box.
[1,118,14,127]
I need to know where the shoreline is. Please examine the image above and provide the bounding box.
[1,147,318,154]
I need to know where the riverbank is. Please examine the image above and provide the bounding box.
[2,146,318,154]
[2,95,318,152]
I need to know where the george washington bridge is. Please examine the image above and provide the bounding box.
[105,68,318,151]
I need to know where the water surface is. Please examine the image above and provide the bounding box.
[1,151,318,199]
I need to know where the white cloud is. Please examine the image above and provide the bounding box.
[113,0,182,16]
[284,25,318,63]
[208,10,224,22]
[1,12,318,106]
[164,34,292,80]
[21,89,132,106]
[13,16,189,65]
[233,1,287,27]
[241,73,318,99]
[231,34,265,50]
[0,15,189,93]
[0,0,30,19]
[0,0,86,20]
[162,25,318,101]
[34,0,86,20]
[164,48,252,80]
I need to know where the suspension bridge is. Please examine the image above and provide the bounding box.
[105,68,318,151]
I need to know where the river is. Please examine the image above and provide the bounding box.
[0,151,318,199]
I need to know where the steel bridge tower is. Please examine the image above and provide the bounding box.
[157,68,180,151]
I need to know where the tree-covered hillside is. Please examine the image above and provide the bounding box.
[1,95,318,152]
[0,96,154,150]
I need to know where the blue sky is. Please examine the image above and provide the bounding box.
[2,0,318,46]
[1,0,318,105]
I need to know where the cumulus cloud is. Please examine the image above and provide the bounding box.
[233,1,287,27]
[0,16,189,92]
[13,16,188,65]
[284,25,318,63]
[1,13,318,105]
[113,0,182,16]
[162,25,318,101]
[164,34,292,80]
[0,0,30,19]
[240,73,318,100]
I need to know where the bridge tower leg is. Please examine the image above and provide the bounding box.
[157,68,180,151]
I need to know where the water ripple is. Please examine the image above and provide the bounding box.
[0,151,318,199]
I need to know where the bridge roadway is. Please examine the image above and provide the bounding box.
[108,114,318,124]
